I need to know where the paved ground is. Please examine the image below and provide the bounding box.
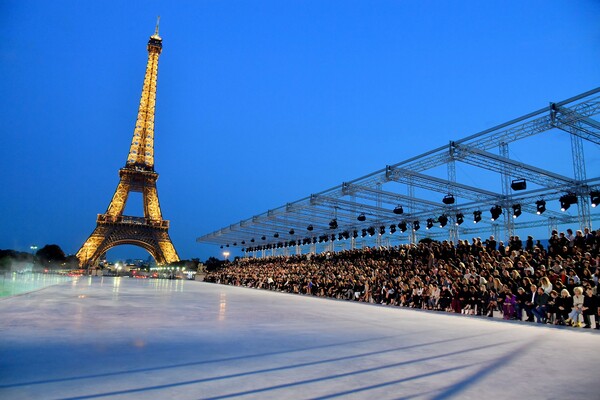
[0,277,598,400]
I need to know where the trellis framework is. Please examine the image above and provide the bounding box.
[197,88,600,257]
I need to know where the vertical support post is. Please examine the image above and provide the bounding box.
[548,216,558,238]
[407,177,416,244]
[499,142,514,240]
[447,144,458,244]
[571,135,591,230]
[375,182,383,247]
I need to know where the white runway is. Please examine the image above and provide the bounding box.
[0,277,598,400]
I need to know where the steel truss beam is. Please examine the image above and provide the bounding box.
[197,88,600,249]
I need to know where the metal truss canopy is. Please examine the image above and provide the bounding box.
[198,88,600,252]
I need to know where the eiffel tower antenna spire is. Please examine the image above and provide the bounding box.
[153,16,161,38]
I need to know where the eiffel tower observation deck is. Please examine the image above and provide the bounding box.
[76,19,179,266]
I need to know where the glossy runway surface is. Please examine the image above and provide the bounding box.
[0,277,598,400]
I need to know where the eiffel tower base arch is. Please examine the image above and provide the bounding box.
[77,218,179,266]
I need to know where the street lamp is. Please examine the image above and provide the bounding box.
[30,245,38,271]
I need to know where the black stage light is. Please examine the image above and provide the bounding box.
[289,229,295,235]
[241,248,246,252]
[367,226,376,236]
[390,224,397,234]
[438,215,448,228]
[393,205,404,215]
[250,238,255,243]
[361,229,367,237]
[399,222,407,232]
[443,195,455,205]
[352,230,358,238]
[536,200,546,215]
[490,205,502,221]
[220,245,223,249]
[413,221,420,231]
[343,231,350,240]
[274,233,279,238]
[455,213,464,226]
[473,210,482,223]
[511,179,527,191]
[331,234,336,241]
[261,236,266,240]
[560,193,577,211]
[329,219,338,229]
[379,226,386,235]
[307,225,313,231]
[312,237,317,244]
[512,204,522,219]
[590,191,600,208]
[233,242,237,246]
[226,244,229,248]
[324,235,329,242]
[426,219,434,230]
[241,240,246,245]
[357,213,366,221]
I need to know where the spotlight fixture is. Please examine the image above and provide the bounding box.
[329,219,338,229]
[426,219,434,230]
[361,229,367,237]
[220,245,223,249]
[241,240,246,245]
[274,233,279,238]
[442,195,455,205]
[473,210,482,223]
[490,205,502,221]
[233,242,237,246]
[455,213,464,226]
[261,236,266,240]
[390,224,397,234]
[591,191,600,207]
[367,226,376,236]
[438,215,448,228]
[312,237,317,244]
[331,234,336,242]
[560,193,577,211]
[352,230,358,239]
[289,229,295,235]
[393,205,404,215]
[343,231,350,240]
[413,221,420,231]
[536,200,546,215]
[226,244,229,247]
[512,204,522,219]
[250,238,255,243]
[338,233,344,241]
[357,213,366,222]
[399,222,407,232]
[379,226,386,235]
[511,179,527,191]
[307,225,314,231]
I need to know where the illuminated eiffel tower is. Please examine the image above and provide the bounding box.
[77,20,179,266]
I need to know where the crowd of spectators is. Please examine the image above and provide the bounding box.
[204,227,600,329]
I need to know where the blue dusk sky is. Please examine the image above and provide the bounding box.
[1,1,599,262]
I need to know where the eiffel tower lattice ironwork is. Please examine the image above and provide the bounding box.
[77,21,179,266]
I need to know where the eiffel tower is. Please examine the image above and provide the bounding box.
[77,21,179,266]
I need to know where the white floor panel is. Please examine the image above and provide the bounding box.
[0,277,597,400]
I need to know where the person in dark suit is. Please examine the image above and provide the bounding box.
[582,286,598,328]
[532,287,549,323]
[524,284,538,322]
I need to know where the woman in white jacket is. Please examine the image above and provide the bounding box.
[565,286,585,327]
